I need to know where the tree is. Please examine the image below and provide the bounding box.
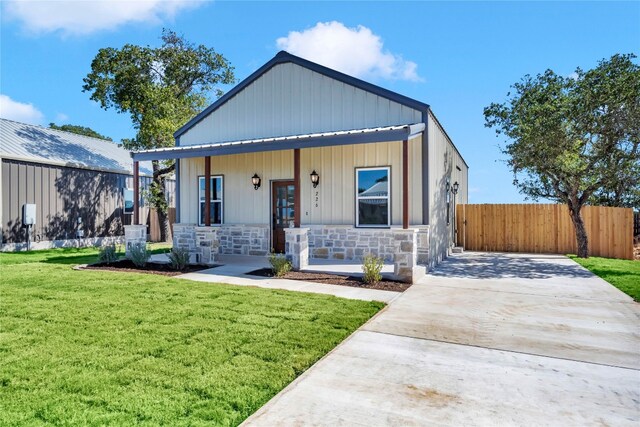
[484,54,640,258]
[49,122,113,141]
[82,29,235,241]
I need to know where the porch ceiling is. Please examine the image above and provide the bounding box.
[131,123,425,161]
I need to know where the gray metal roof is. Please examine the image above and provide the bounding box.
[133,123,425,161]
[0,118,152,175]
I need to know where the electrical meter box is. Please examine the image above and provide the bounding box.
[22,204,36,226]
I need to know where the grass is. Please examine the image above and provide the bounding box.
[569,255,640,301]
[0,246,383,426]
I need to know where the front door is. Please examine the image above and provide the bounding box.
[272,180,295,253]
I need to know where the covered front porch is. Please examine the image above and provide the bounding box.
[126,123,429,283]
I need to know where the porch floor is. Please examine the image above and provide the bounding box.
[168,254,399,303]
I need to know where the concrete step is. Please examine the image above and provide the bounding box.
[452,246,464,254]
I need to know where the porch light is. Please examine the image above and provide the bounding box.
[251,173,261,190]
[452,181,459,194]
[310,170,320,188]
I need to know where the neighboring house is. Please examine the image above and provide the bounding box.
[0,118,174,250]
[129,51,468,280]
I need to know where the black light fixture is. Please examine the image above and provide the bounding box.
[452,181,459,194]
[310,170,320,188]
[251,173,261,190]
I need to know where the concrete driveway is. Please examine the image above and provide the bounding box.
[243,252,640,426]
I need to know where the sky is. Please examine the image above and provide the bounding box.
[1,0,638,203]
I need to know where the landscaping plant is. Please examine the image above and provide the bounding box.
[167,247,191,271]
[269,252,292,277]
[362,253,383,284]
[128,243,150,267]
[98,244,118,264]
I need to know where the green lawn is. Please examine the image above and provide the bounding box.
[0,247,383,426]
[569,255,640,301]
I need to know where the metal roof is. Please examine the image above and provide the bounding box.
[133,123,426,161]
[0,118,152,175]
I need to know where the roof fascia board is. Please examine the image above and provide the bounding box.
[174,51,430,139]
[136,128,412,162]
[1,155,154,177]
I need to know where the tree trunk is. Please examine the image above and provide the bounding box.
[151,160,173,243]
[157,203,170,242]
[568,201,589,258]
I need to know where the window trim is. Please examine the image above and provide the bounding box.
[197,175,224,226]
[355,166,391,228]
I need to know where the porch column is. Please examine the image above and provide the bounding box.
[204,156,211,226]
[402,139,409,229]
[133,161,140,225]
[294,148,300,227]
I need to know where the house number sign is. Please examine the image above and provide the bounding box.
[314,191,319,208]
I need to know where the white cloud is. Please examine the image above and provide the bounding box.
[3,0,205,36]
[276,21,422,82]
[55,112,69,122]
[0,94,44,124]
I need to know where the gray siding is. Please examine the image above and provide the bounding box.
[179,62,422,146]
[427,111,469,268]
[1,159,175,244]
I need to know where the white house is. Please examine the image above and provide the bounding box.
[128,51,468,282]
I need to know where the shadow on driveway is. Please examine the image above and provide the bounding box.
[429,252,594,280]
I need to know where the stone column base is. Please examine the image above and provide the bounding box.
[392,229,425,283]
[285,228,309,270]
[124,225,147,257]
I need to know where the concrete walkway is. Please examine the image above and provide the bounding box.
[176,255,399,303]
[244,252,640,426]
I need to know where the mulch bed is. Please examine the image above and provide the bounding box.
[246,268,411,292]
[81,259,211,277]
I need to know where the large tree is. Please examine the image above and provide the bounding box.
[484,53,640,258]
[49,123,113,141]
[83,29,235,241]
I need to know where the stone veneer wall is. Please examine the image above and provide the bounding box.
[307,225,429,265]
[217,225,269,256]
[172,223,219,265]
[285,228,309,270]
[124,225,146,257]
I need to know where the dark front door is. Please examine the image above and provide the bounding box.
[272,181,295,253]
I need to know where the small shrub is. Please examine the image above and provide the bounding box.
[98,244,118,264]
[269,252,292,277]
[362,253,383,284]
[168,247,191,271]
[128,243,150,267]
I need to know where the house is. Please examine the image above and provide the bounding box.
[128,51,468,282]
[0,118,174,250]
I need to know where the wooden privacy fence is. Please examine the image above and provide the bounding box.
[456,204,634,260]
[149,207,176,242]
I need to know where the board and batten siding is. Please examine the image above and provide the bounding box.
[178,137,423,226]
[427,111,469,268]
[179,62,423,146]
[1,159,174,244]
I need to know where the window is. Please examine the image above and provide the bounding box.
[356,167,390,227]
[123,188,134,215]
[198,176,223,225]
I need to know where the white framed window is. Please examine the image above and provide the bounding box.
[198,175,223,225]
[356,167,390,227]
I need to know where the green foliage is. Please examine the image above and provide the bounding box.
[128,243,150,267]
[362,254,384,284]
[167,246,190,271]
[269,252,292,277]
[0,247,383,426]
[98,244,118,264]
[82,29,235,237]
[569,255,640,301]
[49,123,113,141]
[484,53,640,257]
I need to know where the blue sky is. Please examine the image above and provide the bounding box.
[1,1,638,203]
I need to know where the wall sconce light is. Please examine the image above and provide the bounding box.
[452,181,459,194]
[310,170,320,188]
[251,173,261,190]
